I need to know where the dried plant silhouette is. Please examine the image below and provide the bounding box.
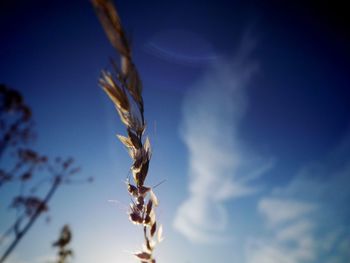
[92,0,163,262]
[0,84,34,170]
[52,225,73,263]
[0,85,91,263]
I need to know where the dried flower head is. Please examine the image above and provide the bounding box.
[92,0,163,261]
[53,225,73,263]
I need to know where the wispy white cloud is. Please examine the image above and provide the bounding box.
[275,219,314,242]
[258,197,317,227]
[246,233,316,263]
[173,36,273,243]
[247,198,317,263]
[247,134,350,263]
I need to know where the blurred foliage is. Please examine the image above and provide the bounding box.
[0,85,91,263]
[53,225,73,263]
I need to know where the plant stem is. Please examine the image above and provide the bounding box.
[0,177,60,263]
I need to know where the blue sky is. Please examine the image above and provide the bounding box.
[1,1,350,263]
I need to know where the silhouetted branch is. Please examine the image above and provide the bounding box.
[0,155,86,262]
[0,84,91,262]
[0,84,34,161]
[0,176,60,263]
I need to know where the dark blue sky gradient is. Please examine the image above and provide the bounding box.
[1,1,349,262]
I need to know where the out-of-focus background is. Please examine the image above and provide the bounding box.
[1,0,349,262]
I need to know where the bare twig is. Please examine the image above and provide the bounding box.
[0,178,59,263]
[0,158,83,263]
[0,84,34,161]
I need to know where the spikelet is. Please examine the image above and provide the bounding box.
[92,0,162,262]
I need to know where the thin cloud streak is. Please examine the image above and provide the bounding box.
[173,39,272,243]
[258,197,317,227]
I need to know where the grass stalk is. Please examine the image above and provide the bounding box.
[92,0,163,262]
